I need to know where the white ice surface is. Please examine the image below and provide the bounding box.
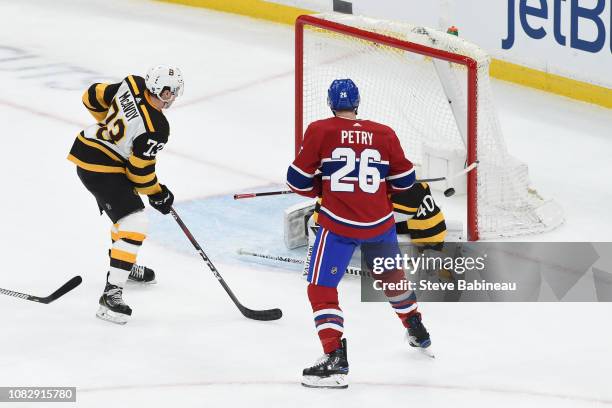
[0,0,611,407]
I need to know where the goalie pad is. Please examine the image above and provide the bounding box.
[284,200,316,250]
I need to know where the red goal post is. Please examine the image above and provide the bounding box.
[295,14,480,240]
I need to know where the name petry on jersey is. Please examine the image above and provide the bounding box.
[67,75,169,195]
[287,116,416,239]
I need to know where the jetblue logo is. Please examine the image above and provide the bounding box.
[502,0,611,53]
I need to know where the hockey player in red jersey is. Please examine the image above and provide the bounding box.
[287,79,432,389]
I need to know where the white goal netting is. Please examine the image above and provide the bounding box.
[299,13,563,240]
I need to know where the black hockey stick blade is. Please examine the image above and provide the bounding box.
[0,275,82,304]
[40,276,83,304]
[170,207,283,322]
[239,305,283,321]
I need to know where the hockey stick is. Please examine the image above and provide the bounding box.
[237,248,304,265]
[233,161,479,200]
[237,248,365,277]
[0,276,82,304]
[234,190,295,200]
[426,161,479,197]
[170,208,282,321]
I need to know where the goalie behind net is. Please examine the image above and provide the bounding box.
[297,13,564,240]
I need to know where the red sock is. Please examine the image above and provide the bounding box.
[307,283,343,354]
[378,269,418,328]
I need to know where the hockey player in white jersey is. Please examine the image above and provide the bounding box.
[67,65,184,324]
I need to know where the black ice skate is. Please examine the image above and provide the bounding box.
[128,264,156,284]
[405,313,434,358]
[96,282,132,325]
[302,338,349,389]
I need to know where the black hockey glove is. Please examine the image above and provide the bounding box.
[148,184,174,215]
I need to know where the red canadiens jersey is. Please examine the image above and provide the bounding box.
[287,116,416,239]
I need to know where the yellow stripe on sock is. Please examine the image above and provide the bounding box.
[116,231,146,242]
[110,248,137,263]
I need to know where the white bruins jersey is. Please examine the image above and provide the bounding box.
[68,75,169,195]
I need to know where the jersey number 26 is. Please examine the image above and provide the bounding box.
[330,147,382,194]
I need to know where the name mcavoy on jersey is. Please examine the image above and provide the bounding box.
[119,91,139,122]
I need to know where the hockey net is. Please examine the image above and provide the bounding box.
[295,13,564,240]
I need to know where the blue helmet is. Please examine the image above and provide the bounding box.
[327,79,360,112]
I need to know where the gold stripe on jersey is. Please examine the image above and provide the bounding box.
[126,161,156,176]
[407,214,447,244]
[82,83,110,122]
[88,110,106,123]
[95,84,110,109]
[391,181,447,246]
[128,155,156,168]
[67,155,125,174]
[126,169,156,184]
[407,212,445,230]
[144,91,161,111]
[68,132,125,174]
[84,86,104,111]
[76,134,123,162]
[127,174,161,194]
[392,202,418,215]
[126,155,161,194]
[82,92,97,111]
[140,104,156,132]
[82,92,107,122]
[128,75,141,96]
[391,184,431,214]
[411,230,447,245]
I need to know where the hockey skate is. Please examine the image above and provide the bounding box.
[302,339,349,389]
[405,313,434,358]
[128,264,156,284]
[96,282,132,325]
